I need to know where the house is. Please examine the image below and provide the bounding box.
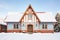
[5,5,56,33]
[0,17,7,32]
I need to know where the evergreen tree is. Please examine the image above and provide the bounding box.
[54,13,60,32]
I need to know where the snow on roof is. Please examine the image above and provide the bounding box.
[0,17,7,25]
[36,12,56,22]
[5,12,24,22]
[5,12,56,22]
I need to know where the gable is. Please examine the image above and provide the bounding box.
[20,5,40,23]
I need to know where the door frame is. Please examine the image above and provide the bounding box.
[27,24,33,32]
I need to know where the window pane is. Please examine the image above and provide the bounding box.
[14,24,18,29]
[42,24,44,29]
[45,24,47,29]
[28,14,32,19]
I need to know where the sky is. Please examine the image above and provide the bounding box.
[0,0,60,17]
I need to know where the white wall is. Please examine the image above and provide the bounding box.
[34,22,39,30]
[21,22,39,30]
[7,22,55,30]
[40,22,54,30]
[7,22,20,30]
[24,15,36,22]
[21,22,26,30]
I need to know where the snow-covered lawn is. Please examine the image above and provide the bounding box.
[0,33,60,40]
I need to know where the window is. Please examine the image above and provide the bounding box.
[45,24,47,29]
[28,14,32,20]
[42,24,47,29]
[22,24,24,26]
[14,24,18,29]
[42,24,44,29]
[36,24,37,26]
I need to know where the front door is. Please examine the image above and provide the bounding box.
[27,24,33,33]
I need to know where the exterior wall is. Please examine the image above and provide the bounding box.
[39,22,55,33]
[7,22,55,33]
[21,22,39,30]
[24,15,36,22]
[34,22,39,30]
[21,22,26,30]
[40,22,54,30]
[7,22,20,32]
[7,22,20,30]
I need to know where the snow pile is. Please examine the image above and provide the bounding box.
[0,33,60,40]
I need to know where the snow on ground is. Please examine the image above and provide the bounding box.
[0,33,60,40]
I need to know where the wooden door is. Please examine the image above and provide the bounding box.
[27,25,33,33]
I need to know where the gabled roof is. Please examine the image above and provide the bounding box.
[4,12,56,22]
[4,5,56,22]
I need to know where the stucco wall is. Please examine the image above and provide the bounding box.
[40,22,54,30]
[21,22,39,30]
[7,22,20,30]
[7,22,55,30]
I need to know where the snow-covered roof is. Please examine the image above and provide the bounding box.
[5,12,24,22]
[5,12,56,22]
[36,12,56,22]
[0,17,7,25]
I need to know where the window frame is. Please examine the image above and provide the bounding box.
[42,24,47,29]
[28,14,32,20]
[14,24,18,29]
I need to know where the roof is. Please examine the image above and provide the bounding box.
[0,17,7,25]
[5,12,24,22]
[5,12,56,22]
[36,12,56,22]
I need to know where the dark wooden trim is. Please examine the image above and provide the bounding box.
[20,5,40,23]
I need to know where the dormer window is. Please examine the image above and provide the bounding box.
[28,14,32,20]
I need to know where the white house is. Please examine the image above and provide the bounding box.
[5,5,56,33]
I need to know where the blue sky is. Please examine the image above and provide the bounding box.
[0,0,60,17]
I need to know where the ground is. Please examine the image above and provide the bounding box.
[0,33,60,40]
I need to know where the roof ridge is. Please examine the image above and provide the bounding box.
[36,12,46,13]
